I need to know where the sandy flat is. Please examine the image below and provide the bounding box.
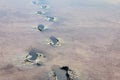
[0,0,120,80]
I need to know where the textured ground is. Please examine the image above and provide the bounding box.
[0,0,120,80]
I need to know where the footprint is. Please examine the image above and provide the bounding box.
[48,65,79,80]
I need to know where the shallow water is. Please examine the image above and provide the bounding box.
[0,0,120,80]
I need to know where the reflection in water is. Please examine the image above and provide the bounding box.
[32,0,47,5]
[40,5,50,9]
[46,16,57,22]
[37,11,46,15]
[37,24,46,31]
[48,36,60,46]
